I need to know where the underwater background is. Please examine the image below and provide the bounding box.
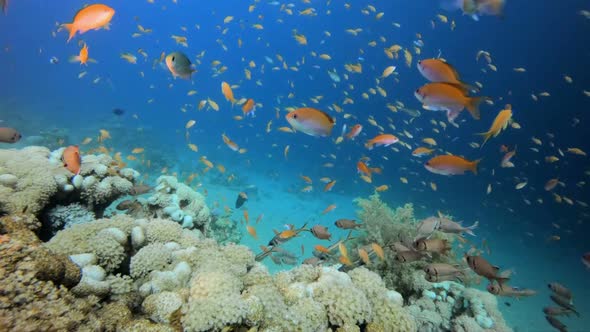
[1,0,590,331]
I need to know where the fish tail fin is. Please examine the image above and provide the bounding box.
[465,221,479,236]
[62,23,75,42]
[477,131,493,148]
[471,158,482,175]
[364,141,374,150]
[466,96,487,120]
[68,55,80,63]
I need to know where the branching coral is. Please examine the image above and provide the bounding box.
[354,192,416,246]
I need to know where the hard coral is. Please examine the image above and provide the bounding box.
[147,175,210,229]
[0,146,58,215]
[0,215,102,331]
[182,271,247,331]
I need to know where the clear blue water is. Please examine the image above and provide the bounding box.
[1,1,589,330]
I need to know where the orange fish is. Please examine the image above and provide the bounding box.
[222,133,239,151]
[221,82,236,105]
[322,204,336,214]
[285,107,335,137]
[324,180,336,192]
[358,248,371,266]
[62,145,81,175]
[365,134,399,150]
[417,58,473,91]
[425,155,481,176]
[314,244,331,254]
[412,147,434,157]
[371,243,385,261]
[242,98,256,116]
[246,225,258,239]
[338,242,352,266]
[415,82,487,122]
[0,127,21,143]
[300,175,313,184]
[357,161,372,178]
[345,124,363,139]
[62,4,115,42]
[69,42,91,65]
[478,104,513,147]
[243,210,249,223]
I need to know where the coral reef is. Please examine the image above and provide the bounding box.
[347,193,511,331]
[46,202,96,232]
[0,214,101,331]
[30,215,419,331]
[0,146,139,234]
[0,183,513,331]
[146,175,211,230]
[204,212,243,244]
[0,146,58,216]
[406,277,512,332]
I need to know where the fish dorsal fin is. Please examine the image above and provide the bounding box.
[439,82,470,95]
[272,229,279,235]
[493,265,500,271]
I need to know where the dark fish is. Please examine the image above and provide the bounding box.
[464,254,510,283]
[235,192,248,209]
[310,225,331,240]
[547,283,573,303]
[112,108,125,116]
[334,219,362,229]
[116,199,136,210]
[131,184,152,196]
[486,284,536,298]
[504,302,511,307]
[302,257,322,266]
[545,315,568,332]
[550,294,580,317]
[395,250,424,263]
[543,307,575,317]
[0,127,22,143]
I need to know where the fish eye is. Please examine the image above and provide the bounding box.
[292,114,297,119]
[172,56,175,61]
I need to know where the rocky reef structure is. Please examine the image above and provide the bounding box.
[0,213,418,331]
[145,175,210,230]
[0,146,139,236]
[337,193,512,332]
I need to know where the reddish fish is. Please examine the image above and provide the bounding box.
[62,4,115,42]
[345,124,363,139]
[62,145,81,175]
[415,82,487,122]
[365,134,399,150]
[0,127,21,143]
[285,107,335,137]
[425,155,481,175]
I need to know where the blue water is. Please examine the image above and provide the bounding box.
[1,0,589,331]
